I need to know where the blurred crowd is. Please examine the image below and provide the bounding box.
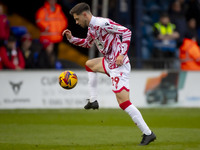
[0,0,200,71]
[0,0,68,70]
[148,0,200,70]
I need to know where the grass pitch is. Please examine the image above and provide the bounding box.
[0,108,200,150]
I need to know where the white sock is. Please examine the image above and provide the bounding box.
[88,72,98,102]
[124,104,152,135]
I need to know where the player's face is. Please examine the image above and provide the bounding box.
[73,13,88,28]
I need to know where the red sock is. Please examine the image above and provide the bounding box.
[119,100,132,110]
[85,65,93,72]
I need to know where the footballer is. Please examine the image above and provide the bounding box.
[63,2,156,145]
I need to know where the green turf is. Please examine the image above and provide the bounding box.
[0,108,200,150]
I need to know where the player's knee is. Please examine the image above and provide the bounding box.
[85,60,94,72]
[116,90,130,105]
[85,60,92,67]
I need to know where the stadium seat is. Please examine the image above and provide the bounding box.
[142,24,153,37]
[142,46,151,59]
[142,15,153,24]
[10,26,27,37]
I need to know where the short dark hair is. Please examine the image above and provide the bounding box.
[8,35,17,42]
[160,12,169,18]
[69,2,90,15]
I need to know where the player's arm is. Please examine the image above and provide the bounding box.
[102,20,132,56]
[62,29,94,48]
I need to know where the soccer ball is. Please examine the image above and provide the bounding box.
[59,70,78,89]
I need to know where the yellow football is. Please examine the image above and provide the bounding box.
[58,70,78,89]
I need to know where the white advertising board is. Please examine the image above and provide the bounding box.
[0,70,200,109]
[178,72,200,107]
[0,71,116,109]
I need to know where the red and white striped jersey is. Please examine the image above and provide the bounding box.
[68,16,132,69]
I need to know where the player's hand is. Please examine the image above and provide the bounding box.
[62,29,72,40]
[116,55,124,66]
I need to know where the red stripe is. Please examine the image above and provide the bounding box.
[85,65,93,72]
[119,100,132,110]
[109,20,120,26]
[112,86,130,93]
[75,40,86,45]
[121,41,130,55]
[102,58,110,77]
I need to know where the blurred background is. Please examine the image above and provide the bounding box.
[0,1,200,149]
[0,0,200,109]
[1,0,200,70]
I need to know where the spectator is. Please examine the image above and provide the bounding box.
[61,0,77,10]
[20,33,38,69]
[168,0,187,45]
[185,0,200,28]
[0,37,2,69]
[0,49,2,69]
[153,13,180,69]
[35,0,68,57]
[37,39,55,69]
[179,37,200,70]
[0,36,25,70]
[0,4,10,47]
[185,18,200,44]
[176,0,188,14]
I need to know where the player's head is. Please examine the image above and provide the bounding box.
[70,3,92,28]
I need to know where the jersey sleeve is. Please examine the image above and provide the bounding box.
[102,19,132,55]
[68,28,94,48]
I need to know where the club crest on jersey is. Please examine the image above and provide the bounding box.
[95,39,104,50]
[113,25,118,31]
[105,22,110,26]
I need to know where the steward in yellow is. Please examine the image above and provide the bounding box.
[152,13,179,68]
[154,22,176,36]
[153,13,179,52]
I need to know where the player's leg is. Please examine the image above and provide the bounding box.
[84,57,106,109]
[85,57,105,73]
[116,90,152,135]
[115,90,156,145]
[110,63,156,145]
